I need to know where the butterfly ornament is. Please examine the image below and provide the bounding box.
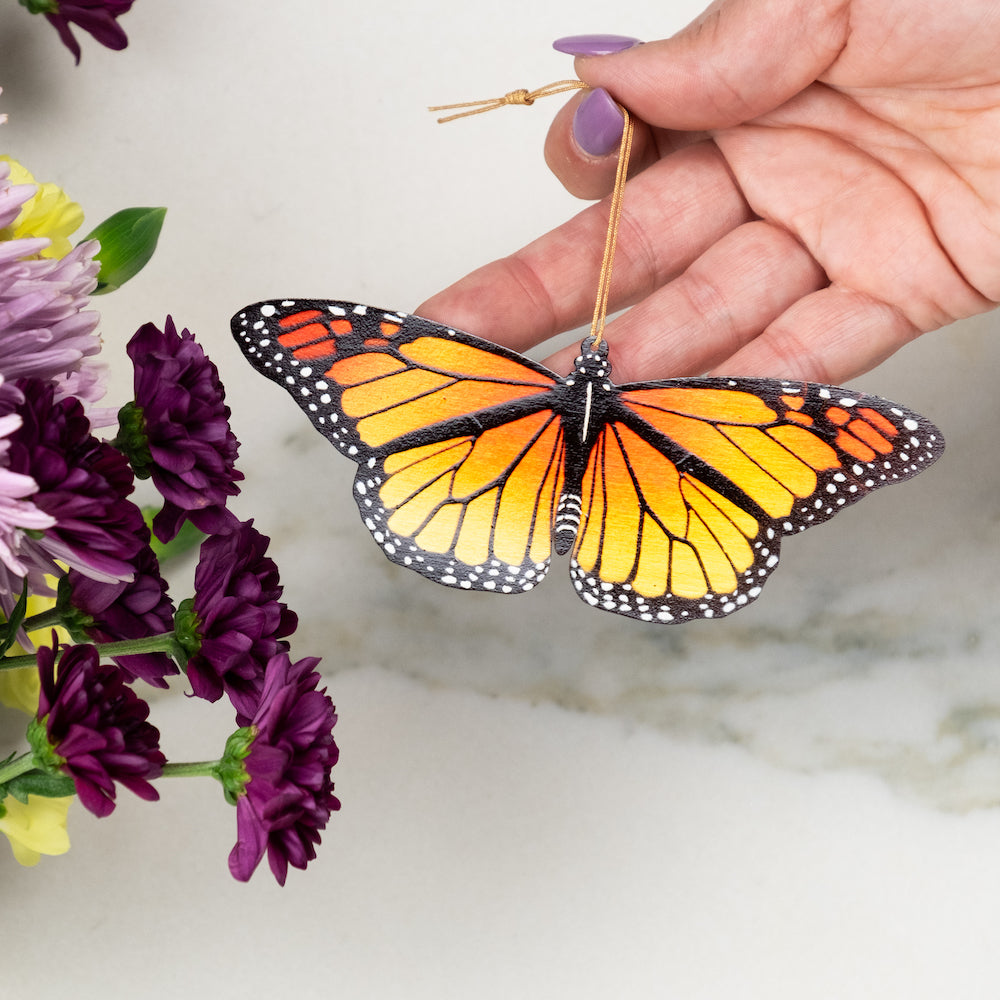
[231,298,943,623]
[231,90,943,624]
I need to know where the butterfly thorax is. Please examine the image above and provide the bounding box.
[552,336,616,555]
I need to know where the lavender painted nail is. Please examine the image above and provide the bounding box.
[573,87,625,157]
[553,34,641,56]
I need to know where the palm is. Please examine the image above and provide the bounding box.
[418,0,1000,385]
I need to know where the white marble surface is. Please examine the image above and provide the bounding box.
[4,2,1000,997]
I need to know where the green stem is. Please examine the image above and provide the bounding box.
[0,632,182,671]
[160,760,223,780]
[0,753,37,787]
[19,608,64,632]
[0,654,38,671]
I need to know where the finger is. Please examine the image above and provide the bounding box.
[541,220,827,380]
[416,141,751,354]
[708,286,922,384]
[710,121,993,330]
[543,88,709,201]
[570,0,851,130]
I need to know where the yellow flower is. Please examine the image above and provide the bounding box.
[0,156,84,259]
[0,589,70,714]
[0,794,72,866]
[0,666,40,715]
[1,586,75,864]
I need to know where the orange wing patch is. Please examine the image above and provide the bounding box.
[327,335,556,448]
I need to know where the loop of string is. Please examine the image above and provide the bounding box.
[430,80,634,350]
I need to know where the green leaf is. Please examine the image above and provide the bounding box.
[141,506,205,563]
[0,580,30,656]
[18,0,59,14]
[82,207,167,294]
[4,771,76,803]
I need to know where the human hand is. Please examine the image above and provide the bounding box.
[417,0,1000,385]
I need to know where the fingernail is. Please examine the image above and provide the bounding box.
[573,87,624,157]
[553,34,642,56]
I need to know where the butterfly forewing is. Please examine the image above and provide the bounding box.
[617,378,944,532]
[232,299,566,593]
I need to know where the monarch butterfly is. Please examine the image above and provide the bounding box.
[231,299,944,623]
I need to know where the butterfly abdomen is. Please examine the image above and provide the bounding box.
[554,493,582,555]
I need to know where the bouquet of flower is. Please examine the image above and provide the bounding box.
[0,142,339,884]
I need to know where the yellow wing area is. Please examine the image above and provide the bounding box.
[327,336,556,449]
[358,409,566,590]
[574,422,762,604]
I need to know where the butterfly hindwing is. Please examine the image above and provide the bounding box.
[568,376,944,622]
[352,407,565,592]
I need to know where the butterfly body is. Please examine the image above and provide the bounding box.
[232,299,944,623]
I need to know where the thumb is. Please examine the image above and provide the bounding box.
[567,0,851,130]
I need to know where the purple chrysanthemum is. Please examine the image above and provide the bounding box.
[0,377,146,599]
[25,0,136,64]
[180,520,297,722]
[66,537,178,688]
[34,640,164,817]
[122,317,242,543]
[229,652,339,884]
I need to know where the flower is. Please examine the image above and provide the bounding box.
[228,652,339,884]
[0,241,103,399]
[120,317,243,543]
[0,793,72,865]
[18,0,136,64]
[0,156,84,259]
[0,378,146,600]
[1,161,104,407]
[0,158,48,260]
[32,640,164,817]
[177,520,297,722]
[0,664,40,714]
[0,384,55,584]
[0,587,71,712]
[65,539,178,688]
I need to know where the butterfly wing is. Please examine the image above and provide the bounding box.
[232,300,566,592]
[570,377,944,622]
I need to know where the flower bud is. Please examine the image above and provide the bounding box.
[83,206,166,294]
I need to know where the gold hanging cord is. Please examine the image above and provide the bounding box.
[430,81,635,349]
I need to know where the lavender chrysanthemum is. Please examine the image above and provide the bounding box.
[180,520,296,722]
[34,640,164,817]
[229,652,339,884]
[66,537,178,688]
[0,379,54,580]
[0,240,102,400]
[0,377,146,599]
[1,159,103,407]
[122,317,242,543]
